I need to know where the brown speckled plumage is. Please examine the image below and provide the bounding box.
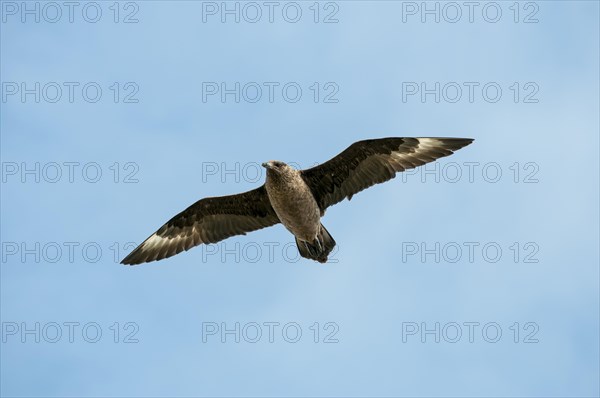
[264,162,321,241]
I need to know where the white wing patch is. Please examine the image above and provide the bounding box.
[135,233,191,256]
[388,138,451,168]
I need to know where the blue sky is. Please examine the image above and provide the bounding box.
[1,1,599,397]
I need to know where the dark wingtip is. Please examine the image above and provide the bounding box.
[435,137,474,151]
[458,137,474,147]
[120,258,133,266]
[120,252,142,266]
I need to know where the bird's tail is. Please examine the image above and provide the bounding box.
[296,223,336,263]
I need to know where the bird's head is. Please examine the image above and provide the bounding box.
[261,160,289,174]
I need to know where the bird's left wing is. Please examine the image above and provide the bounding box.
[301,137,474,213]
[121,185,279,265]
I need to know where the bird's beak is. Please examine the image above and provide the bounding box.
[261,162,271,169]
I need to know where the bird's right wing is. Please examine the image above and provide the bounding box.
[121,185,280,265]
[301,137,474,212]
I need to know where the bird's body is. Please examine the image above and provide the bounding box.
[121,137,474,265]
[264,162,320,241]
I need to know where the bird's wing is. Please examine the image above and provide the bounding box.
[121,185,279,265]
[301,137,474,212]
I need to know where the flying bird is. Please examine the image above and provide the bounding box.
[121,137,473,265]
